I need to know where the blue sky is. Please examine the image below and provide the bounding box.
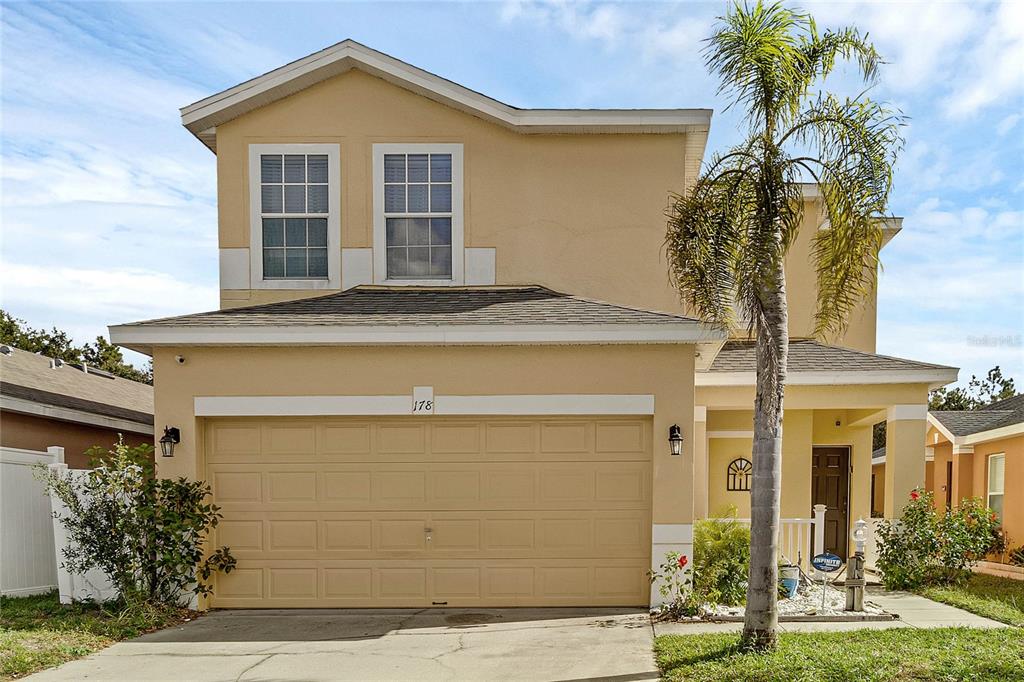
[1,1,1022,387]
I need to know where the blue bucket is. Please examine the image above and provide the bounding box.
[779,564,799,598]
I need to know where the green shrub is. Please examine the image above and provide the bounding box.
[692,511,750,606]
[875,488,1001,589]
[1009,546,1024,567]
[40,439,235,607]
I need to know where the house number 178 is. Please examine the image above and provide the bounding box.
[412,400,434,413]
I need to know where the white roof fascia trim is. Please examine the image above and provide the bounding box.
[195,393,655,417]
[961,421,1024,445]
[0,395,154,435]
[927,413,958,444]
[873,456,886,465]
[110,322,725,347]
[180,41,711,144]
[696,368,958,388]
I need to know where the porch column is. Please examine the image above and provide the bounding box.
[693,406,708,519]
[952,445,974,507]
[884,405,928,517]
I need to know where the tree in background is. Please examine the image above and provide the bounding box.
[665,1,902,651]
[929,366,1017,411]
[0,310,151,384]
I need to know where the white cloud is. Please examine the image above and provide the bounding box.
[0,262,219,327]
[944,1,1024,118]
[997,113,1021,136]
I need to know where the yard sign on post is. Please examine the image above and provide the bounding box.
[810,552,843,612]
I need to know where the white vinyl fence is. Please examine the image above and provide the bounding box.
[0,445,115,602]
[1,446,62,596]
[46,461,117,604]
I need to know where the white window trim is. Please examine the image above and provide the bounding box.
[372,143,464,285]
[248,144,341,289]
[987,452,1005,511]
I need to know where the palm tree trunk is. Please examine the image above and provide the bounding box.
[742,263,789,651]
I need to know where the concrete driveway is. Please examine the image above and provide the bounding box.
[29,608,659,682]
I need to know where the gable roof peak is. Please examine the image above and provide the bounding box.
[181,39,712,152]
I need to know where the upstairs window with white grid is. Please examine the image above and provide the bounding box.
[259,153,329,279]
[383,153,453,279]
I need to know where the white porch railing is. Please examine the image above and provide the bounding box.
[735,504,827,572]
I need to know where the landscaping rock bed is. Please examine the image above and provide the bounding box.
[705,582,896,622]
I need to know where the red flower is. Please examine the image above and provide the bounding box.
[678,555,688,569]
[910,490,920,501]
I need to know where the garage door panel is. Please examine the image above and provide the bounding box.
[206,416,651,607]
[211,559,650,608]
[430,423,483,455]
[210,462,649,511]
[267,520,317,551]
[376,423,427,454]
[372,471,427,505]
[265,471,317,502]
[318,423,372,456]
[378,568,428,600]
[263,424,316,457]
[376,519,428,552]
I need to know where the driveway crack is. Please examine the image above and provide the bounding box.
[235,654,273,682]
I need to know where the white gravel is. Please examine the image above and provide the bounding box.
[706,582,886,618]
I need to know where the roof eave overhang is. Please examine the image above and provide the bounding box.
[180,41,713,153]
[929,411,1024,446]
[0,394,154,435]
[110,322,728,360]
[696,368,959,390]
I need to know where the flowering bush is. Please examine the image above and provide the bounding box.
[875,488,1001,589]
[649,552,700,617]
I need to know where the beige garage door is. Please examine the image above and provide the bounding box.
[206,416,652,608]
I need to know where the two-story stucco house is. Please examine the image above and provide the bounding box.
[109,41,958,609]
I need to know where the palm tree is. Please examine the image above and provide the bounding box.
[666,1,903,651]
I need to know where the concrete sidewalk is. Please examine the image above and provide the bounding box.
[655,589,1007,636]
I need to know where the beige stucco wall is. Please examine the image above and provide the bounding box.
[971,435,1023,548]
[152,343,696,526]
[212,68,876,350]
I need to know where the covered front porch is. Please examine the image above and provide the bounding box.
[691,340,958,565]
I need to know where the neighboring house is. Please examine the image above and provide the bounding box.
[108,40,957,609]
[926,396,1021,548]
[0,345,154,468]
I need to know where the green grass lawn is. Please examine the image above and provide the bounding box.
[917,573,1024,627]
[655,628,1024,682]
[0,591,192,680]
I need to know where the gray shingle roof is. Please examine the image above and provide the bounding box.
[0,347,153,428]
[931,393,1024,437]
[705,339,954,374]
[120,286,705,328]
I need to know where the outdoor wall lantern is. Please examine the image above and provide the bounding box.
[668,424,683,456]
[159,426,181,457]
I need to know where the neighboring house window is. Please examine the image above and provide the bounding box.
[373,144,463,285]
[987,453,1005,521]
[248,144,340,289]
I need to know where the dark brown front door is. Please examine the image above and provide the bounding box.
[945,460,954,509]
[811,447,850,560]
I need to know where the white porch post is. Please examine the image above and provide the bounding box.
[812,503,827,556]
